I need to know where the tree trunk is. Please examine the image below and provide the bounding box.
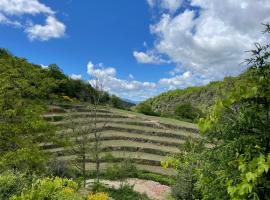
[83,154,86,188]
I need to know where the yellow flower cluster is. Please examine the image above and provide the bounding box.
[87,192,109,200]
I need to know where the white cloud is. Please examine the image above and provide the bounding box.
[0,0,66,41]
[70,74,82,80]
[25,16,65,41]
[0,12,21,27]
[87,61,157,101]
[147,0,183,13]
[0,0,54,16]
[133,51,169,64]
[142,0,270,87]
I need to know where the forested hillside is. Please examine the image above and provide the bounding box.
[0,48,132,109]
[136,72,245,121]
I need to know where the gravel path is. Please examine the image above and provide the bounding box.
[86,178,171,200]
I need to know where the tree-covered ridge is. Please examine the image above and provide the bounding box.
[0,48,97,102]
[136,69,250,121]
[0,48,133,109]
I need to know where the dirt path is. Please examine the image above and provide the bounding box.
[86,178,171,200]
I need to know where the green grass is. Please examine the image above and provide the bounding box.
[111,108,198,129]
[44,140,179,156]
[44,104,202,178]
[84,163,176,176]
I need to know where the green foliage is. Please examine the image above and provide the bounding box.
[0,171,29,200]
[0,75,55,173]
[161,139,205,199]
[110,94,135,110]
[93,183,150,200]
[135,101,160,116]
[0,48,106,103]
[196,24,270,199]
[136,80,227,119]
[10,177,83,200]
[104,160,138,180]
[175,103,203,122]
[136,172,176,186]
[227,154,270,200]
[107,183,150,200]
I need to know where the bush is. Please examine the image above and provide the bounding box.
[104,160,138,180]
[93,183,150,200]
[136,102,159,116]
[137,172,176,186]
[0,171,29,200]
[87,192,108,200]
[108,183,150,200]
[47,156,77,179]
[174,103,203,122]
[10,177,84,200]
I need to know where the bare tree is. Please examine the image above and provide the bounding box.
[66,78,110,187]
[90,78,110,183]
[67,112,93,188]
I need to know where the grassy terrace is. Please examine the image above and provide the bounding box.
[43,104,199,176]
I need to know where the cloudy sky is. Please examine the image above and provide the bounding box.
[1,0,270,101]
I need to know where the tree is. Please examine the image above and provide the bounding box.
[111,95,123,109]
[197,23,270,199]
[90,79,110,184]
[0,63,55,174]
[175,103,203,122]
[66,79,110,187]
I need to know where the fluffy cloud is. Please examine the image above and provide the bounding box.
[70,74,82,80]
[26,16,65,41]
[147,0,183,13]
[0,0,54,16]
[87,61,157,101]
[133,51,168,64]
[142,0,270,88]
[0,0,66,41]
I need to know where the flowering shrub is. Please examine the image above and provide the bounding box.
[87,192,109,200]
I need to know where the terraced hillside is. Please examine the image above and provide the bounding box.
[42,104,199,177]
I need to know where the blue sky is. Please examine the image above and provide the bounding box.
[0,0,270,101]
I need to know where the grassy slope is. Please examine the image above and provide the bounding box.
[43,104,201,177]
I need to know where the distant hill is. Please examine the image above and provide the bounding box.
[122,98,140,105]
[135,74,242,118]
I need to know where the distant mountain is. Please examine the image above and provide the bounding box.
[122,98,140,105]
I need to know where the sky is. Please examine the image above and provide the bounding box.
[0,0,270,101]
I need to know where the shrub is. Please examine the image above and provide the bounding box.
[174,103,203,122]
[0,171,28,200]
[136,102,159,116]
[137,172,176,186]
[104,160,138,180]
[10,177,84,200]
[87,192,109,200]
[107,183,150,200]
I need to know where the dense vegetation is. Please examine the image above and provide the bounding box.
[0,48,133,109]
[1,23,270,200]
[162,24,270,199]
[135,72,240,122]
